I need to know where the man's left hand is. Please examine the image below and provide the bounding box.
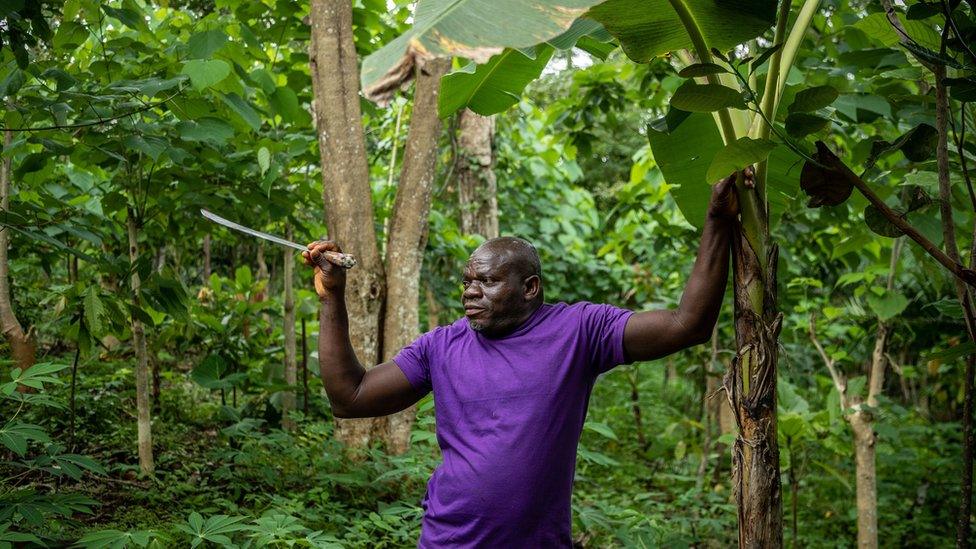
[708,167,755,220]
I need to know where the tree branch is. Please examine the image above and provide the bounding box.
[813,141,976,290]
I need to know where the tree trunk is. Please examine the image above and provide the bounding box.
[726,205,782,548]
[851,415,878,549]
[126,206,154,476]
[457,110,499,239]
[309,0,386,448]
[380,58,451,455]
[282,225,297,430]
[203,233,211,282]
[960,353,975,548]
[0,130,34,372]
[426,282,441,329]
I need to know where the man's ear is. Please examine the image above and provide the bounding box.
[523,275,541,301]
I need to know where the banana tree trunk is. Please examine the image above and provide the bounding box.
[0,130,34,373]
[126,206,154,476]
[727,207,783,549]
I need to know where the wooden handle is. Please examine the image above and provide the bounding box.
[317,250,357,269]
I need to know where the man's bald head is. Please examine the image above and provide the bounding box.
[462,237,544,336]
[471,236,542,282]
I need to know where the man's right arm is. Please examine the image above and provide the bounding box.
[305,241,425,419]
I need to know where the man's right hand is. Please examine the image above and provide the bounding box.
[303,240,346,299]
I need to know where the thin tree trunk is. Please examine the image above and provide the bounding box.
[380,58,451,454]
[960,353,975,548]
[627,367,648,451]
[69,346,80,453]
[788,437,798,548]
[126,206,154,476]
[309,0,386,448]
[282,225,297,430]
[302,318,309,416]
[203,233,211,282]
[851,416,878,549]
[457,110,499,239]
[426,282,441,329]
[0,130,34,372]
[698,327,720,490]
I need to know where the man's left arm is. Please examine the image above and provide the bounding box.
[622,169,750,362]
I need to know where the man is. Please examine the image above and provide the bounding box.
[302,169,750,548]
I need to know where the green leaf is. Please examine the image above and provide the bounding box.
[361,0,605,93]
[787,85,838,113]
[867,291,909,321]
[677,62,728,78]
[101,4,148,32]
[670,82,745,112]
[257,147,270,176]
[946,77,976,102]
[584,421,619,440]
[785,112,830,137]
[705,137,776,183]
[268,87,300,124]
[187,29,228,59]
[0,422,49,456]
[899,123,938,162]
[83,287,105,336]
[180,59,231,91]
[586,0,776,64]
[249,68,277,95]
[0,68,26,97]
[439,45,555,118]
[750,42,782,72]
[546,17,612,50]
[648,112,724,228]
[925,341,976,362]
[864,205,903,238]
[53,21,89,50]
[178,118,235,145]
[191,355,233,390]
[220,93,262,131]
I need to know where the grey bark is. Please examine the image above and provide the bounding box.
[309,0,386,448]
[457,110,499,239]
[380,58,452,454]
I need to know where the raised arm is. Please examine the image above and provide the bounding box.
[622,170,749,362]
[303,241,425,418]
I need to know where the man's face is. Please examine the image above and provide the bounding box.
[461,248,535,337]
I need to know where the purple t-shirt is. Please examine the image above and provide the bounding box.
[393,301,634,548]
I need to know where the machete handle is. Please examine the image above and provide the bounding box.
[316,250,357,270]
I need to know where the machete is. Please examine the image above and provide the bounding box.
[200,209,357,269]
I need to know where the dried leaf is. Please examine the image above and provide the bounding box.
[800,143,853,207]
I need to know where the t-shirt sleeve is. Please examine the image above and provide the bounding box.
[392,331,434,395]
[579,302,635,375]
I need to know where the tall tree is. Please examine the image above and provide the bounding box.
[380,58,452,453]
[457,110,499,239]
[308,0,449,451]
[0,130,34,372]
